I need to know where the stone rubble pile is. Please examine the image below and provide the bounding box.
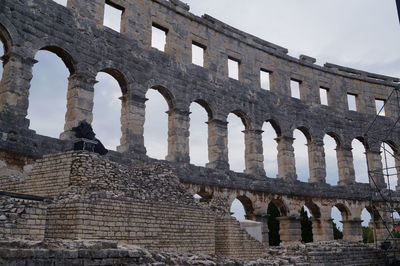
[58,152,199,206]
[0,239,388,266]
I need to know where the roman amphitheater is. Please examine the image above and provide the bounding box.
[1,0,400,265]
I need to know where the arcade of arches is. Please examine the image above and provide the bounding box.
[21,49,400,190]
[187,184,398,246]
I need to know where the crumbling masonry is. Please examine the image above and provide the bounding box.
[0,0,400,263]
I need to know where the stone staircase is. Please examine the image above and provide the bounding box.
[215,216,266,260]
[263,241,387,265]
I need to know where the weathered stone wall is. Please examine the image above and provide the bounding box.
[45,198,216,254]
[0,0,399,188]
[0,153,75,198]
[0,151,266,257]
[0,195,47,240]
[215,216,265,260]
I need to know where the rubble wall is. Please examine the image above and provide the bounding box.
[0,195,47,240]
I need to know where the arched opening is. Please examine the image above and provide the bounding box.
[352,138,369,183]
[324,134,340,185]
[53,0,67,6]
[227,112,247,172]
[27,48,73,138]
[381,142,398,190]
[189,100,211,166]
[293,128,311,182]
[230,199,245,220]
[331,204,347,239]
[0,38,4,80]
[92,71,124,150]
[262,120,280,178]
[267,199,288,246]
[144,86,172,160]
[300,206,313,243]
[361,208,373,243]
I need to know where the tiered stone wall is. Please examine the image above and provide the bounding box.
[0,151,266,257]
[46,198,216,254]
[215,216,265,260]
[0,195,47,240]
[0,153,75,198]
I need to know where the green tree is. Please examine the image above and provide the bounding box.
[362,226,374,243]
[300,207,313,243]
[267,203,281,246]
[332,221,343,240]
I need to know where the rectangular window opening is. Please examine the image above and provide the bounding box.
[103,1,124,32]
[152,24,168,52]
[290,79,301,99]
[347,93,357,111]
[192,42,205,67]
[228,57,240,80]
[320,87,329,105]
[260,70,270,90]
[375,99,386,116]
[53,0,67,6]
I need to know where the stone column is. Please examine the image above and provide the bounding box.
[165,108,190,163]
[60,73,96,140]
[117,93,147,155]
[308,139,326,183]
[342,218,363,241]
[244,129,266,176]
[336,143,356,186]
[277,216,302,243]
[312,217,334,241]
[0,51,36,129]
[206,119,229,170]
[366,145,385,189]
[373,213,392,241]
[275,136,297,181]
[255,214,269,246]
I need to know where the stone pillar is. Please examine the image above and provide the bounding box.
[336,144,356,186]
[0,51,36,129]
[275,136,297,181]
[255,214,269,246]
[308,139,326,183]
[277,216,302,243]
[312,218,334,241]
[165,108,190,163]
[373,213,392,241]
[342,218,363,241]
[117,93,147,155]
[206,119,229,170]
[60,73,95,140]
[244,129,266,176]
[366,145,386,189]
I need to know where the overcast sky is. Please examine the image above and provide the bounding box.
[8,0,400,228]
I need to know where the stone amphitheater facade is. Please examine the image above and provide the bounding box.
[0,0,400,263]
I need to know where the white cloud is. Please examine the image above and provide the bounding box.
[92,72,122,150]
[227,113,246,172]
[352,139,369,184]
[27,51,69,138]
[144,89,169,160]
[189,103,208,166]
[52,0,67,7]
